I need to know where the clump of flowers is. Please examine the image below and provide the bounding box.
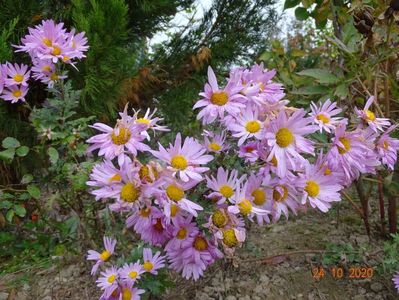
[0,19,88,103]
[86,64,399,299]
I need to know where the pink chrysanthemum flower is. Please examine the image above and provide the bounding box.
[87,236,117,275]
[4,63,30,87]
[132,108,169,140]
[238,141,261,163]
[66,29,89,60]
[393,272,399,293]
[142,248,166,275]
[119,261,144,286]
[310,99,345,133]
[31,59,55,80]
[0,64,7,94]
[86,160,123,201]
[215,227,246,251]
[126,205,157,232]
[269,175,299,222]
[354,96,390,132]
[298,161,342,212]
[96,266,119,298]
[165,217,199,252]
[168,234,223,281]
[138,210,172,247]
[87,106,150,166]
[327,125,380,182]
[376,125,399,170]
[228,182,269,220]
[206,167,246,204]
[265,109,317,177]
[160,176,203,217]
[228,106,264,146]
[193,66,245,124]
[1,85,28,103]
[151,133,213,182]
[245,173,272,225]
[203,130,228,153]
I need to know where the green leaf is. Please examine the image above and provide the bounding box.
[48,147,59,164]
[21,174,33,184]
[16,146,29,157]
[291,48,306,57]
[291,85,327,95]
[2,137,20,149]
[334,83,349,99]
[14,205,26,217]
[27,184,41,199]
[297,69,340,84]
[0,200,13,209]
[295,7,309,20]
[0,148,15,161]
[284,0,301,9]
[6,209,14,223]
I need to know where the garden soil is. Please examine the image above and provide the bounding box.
[1,199,397,300]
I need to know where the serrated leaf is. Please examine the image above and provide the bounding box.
[291,85,327,95]
[297,69,340,84]
[295,7,309,20]
[21,174,33,184]
[16,146,29,157]
[14,205,26,217]
[48,147,59,164]
[284,0,301,9]
[0,148,15,161]
[27,184,41,199]
[2,137,20,149]
[6,209,14,223]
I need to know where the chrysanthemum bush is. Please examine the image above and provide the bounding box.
[86,64,399,298]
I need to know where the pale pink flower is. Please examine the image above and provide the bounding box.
[1,85,28,103]
[87,236,117,275]
[142,248,166,275]
[228,106,264,146]
[354,96,390,132]
[310,99,346,133]
[4,63,30,87]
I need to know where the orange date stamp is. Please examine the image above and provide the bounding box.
[312,267,374,279]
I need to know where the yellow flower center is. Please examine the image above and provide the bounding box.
[273,185,288,202]
[43,38,52,47]
[143,261,153,271]
[120,182,140,202]
[259,82,266,91]
[383,140,389,150]
[129,271,138,279]
[136,118,151,125]
[212,209,228,228]
[316,114,330,124]
[210,92,228,106]
[170,204,179,217]
[107,274,116,283]
[245,120,261,133]
[304,180,320,197]
[166,185,184,201]
[122,288,132,300]
[219,185,234,198]
[238,199,252,216]
[324,168,332,175]
[276,128,294,148]
[338,137,351,154]
[42,65,51,72]
[139,165,151,182]
[223,229,238,248]
[12,90,22,98]
[62,56,70,62]
[365,110,376,121]
[208,142,222,151]
[111,127,131,145]
[176,227,187,239]
[50,73,59,81]
[100,250,111,261]
[193,236,208,251]
[13,74,24,83]
[170,155,188,170]
[139,207,151,217]
[271,155,278,167]
[51,46,61,56]
[252,188,266,205]
[109,173,122,182]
